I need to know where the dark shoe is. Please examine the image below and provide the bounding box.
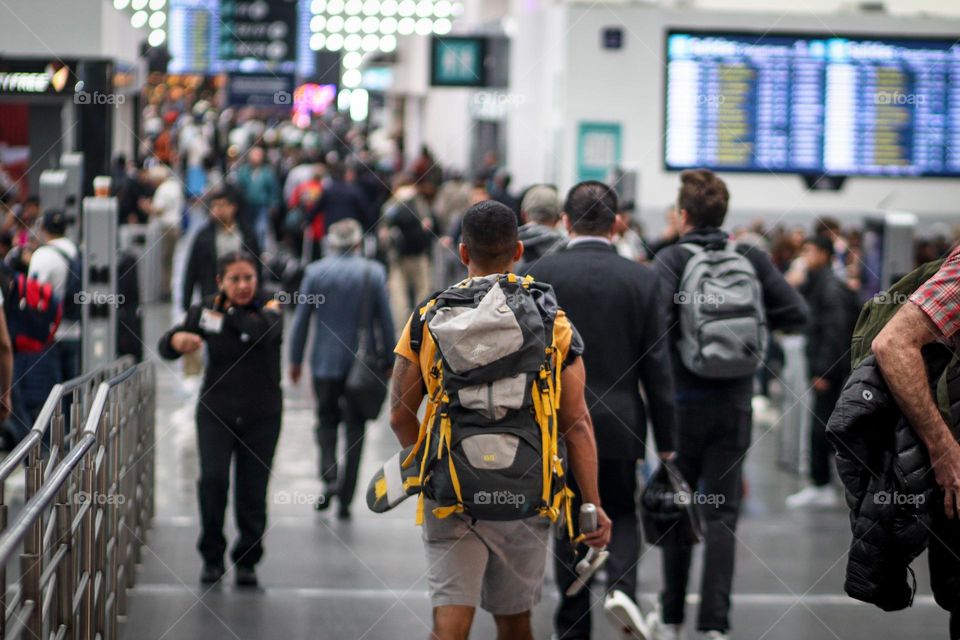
[337,506,351,520]
[314,491,335,512]
[235,565,258,588]
[200,562,225,584]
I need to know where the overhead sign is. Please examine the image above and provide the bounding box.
[226,71,296,108]
[431,36,488,87]
[219,0,298,65]
[577,122,622,182]
[0,60,73,95]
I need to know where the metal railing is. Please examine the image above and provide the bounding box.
[0,359,155,639]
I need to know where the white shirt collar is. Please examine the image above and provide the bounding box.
[567,236,612,248]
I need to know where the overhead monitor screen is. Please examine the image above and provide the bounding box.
[664,30,960,177]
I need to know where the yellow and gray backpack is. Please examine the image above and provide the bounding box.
[403,273,574,532]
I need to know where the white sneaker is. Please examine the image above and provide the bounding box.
[785,485,839,509]
[700,631,730,640]
[604,590,650,639]
[646,610,683,640]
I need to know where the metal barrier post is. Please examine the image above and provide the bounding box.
[80,450,95,640]
[94,413,107,638]
[22,446,44,637]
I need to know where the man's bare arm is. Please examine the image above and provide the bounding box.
[557,357,612,548]
[873,303,960,517]
[557,358,601,505]
[389,356,425,447]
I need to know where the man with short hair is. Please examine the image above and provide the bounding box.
[786,235,854,508]
[288,219,394,519]
[524,181,676,639]
[873,252,960,640]
[390,200,611,640]
[516,184,566,269]
[29,209,81,381]
[181,187,260,312]
[651,169,807,640]
[312,162,372,232]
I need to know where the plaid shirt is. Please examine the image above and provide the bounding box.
[910,245,960,338]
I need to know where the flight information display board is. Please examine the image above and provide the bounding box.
[168,0,312,77]
[664,30,960,177]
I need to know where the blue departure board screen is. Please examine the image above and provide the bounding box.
[664,30,960,177]
[168,0,313,77]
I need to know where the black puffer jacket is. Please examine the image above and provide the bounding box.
[826,345,952,611]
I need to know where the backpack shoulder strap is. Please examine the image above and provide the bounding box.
[48,244,77,265]
[680,242,703,255]
[408,289,444,354]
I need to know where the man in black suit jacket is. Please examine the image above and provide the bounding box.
[523,181,676,640]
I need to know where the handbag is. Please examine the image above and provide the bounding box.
[344,265,388,421]
[640,459,705,547]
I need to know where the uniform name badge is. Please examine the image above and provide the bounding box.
[199,309,224,334]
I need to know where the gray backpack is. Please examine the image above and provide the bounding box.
[676,242,768,379]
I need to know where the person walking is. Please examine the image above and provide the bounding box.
[158,251,283,588]
[233,146,280,249]
[786,235,856,508]
[384,172,438,331]
[288,219,394,519]
[28,209,81,381]
[181,187,260,312]
[515,184,566,270]
[139,166,184,301]
[650,169,808,640]
[523,181,676,639]
[389,200,611,640]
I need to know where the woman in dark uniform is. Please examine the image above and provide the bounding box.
[159,250,282,587]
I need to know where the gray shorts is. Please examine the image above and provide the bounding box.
[421,501,551,615]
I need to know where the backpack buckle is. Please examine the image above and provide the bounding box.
[538,368,551,391]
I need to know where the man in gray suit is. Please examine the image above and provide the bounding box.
[288,219,394,519]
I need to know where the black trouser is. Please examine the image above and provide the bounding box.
[554,459,640,639]
[196,407,281,568]
[661,396,752,633]
[929,493,960,639]
[313,377,366,508]
[810,383,842,487]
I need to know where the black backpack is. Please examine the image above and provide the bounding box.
[0,264,62,353]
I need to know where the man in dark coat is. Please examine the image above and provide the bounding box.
[787,235,855,508]
[523,181,676,640]
[181,187,261,312]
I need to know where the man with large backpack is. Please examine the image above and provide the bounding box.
[872,249,960,640]
[651,170,807,640]
[523,181,676,639]
[388,200,611,640]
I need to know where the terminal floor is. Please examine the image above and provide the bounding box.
[119,304,951,640]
